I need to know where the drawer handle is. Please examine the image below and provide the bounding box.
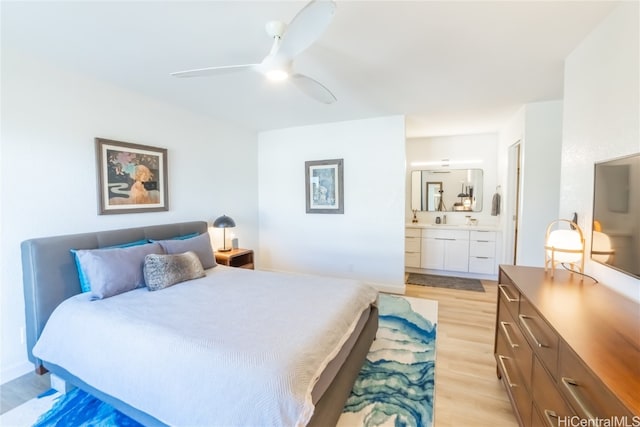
[498,285,518,302]
[497,355,518,388]
[475,256,490,259]
[544,410,558,427]
[561,377,596,420]
[477,240,490,243]
[500,321,519,348]
[519,315,548,348]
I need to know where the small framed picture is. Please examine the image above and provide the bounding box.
[305,158,344,214]
[95,138,168,215]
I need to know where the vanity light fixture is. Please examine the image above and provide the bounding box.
[544,219,585,279]
[213,215,236,252]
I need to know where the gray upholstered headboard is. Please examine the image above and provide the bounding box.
[21,221,208,372]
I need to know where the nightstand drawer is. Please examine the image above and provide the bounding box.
[215,248,254,269]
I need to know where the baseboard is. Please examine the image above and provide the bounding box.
[1,361,33,385]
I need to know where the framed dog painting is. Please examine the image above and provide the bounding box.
[95,138,168,215]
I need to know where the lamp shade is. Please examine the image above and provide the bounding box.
[213,215,236,229]
[546,230,583,263]
[544,219,585,279]
[592,230,614,263]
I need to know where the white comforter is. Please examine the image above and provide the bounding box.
[33,266,378,426]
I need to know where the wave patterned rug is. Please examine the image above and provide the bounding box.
[338,294,438,427]
[1,294,437,427]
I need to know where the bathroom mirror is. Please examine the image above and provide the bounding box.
[411,169,483,212]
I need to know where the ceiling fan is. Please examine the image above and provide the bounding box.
[171,0,337,104]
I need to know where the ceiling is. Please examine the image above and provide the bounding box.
[1,1,619,137]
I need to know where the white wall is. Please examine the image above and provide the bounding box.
[519,101,564,266]
[257,116,406,293]
[0,50,259,382]
[560,2,640,301]
[498,101,563,267]
[497,107,525,265]
[406,133,499,226]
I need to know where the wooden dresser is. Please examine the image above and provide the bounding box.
[494,265,639,426]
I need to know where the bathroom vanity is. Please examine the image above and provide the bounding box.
[406,224,500,278]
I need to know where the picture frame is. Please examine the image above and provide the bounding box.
[95,138,168,215]
[305,158,344,214]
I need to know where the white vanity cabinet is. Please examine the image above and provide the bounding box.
[468,230,497,274]
[406,225,499,277]
[405,227,421,268]
[420,229,470,272]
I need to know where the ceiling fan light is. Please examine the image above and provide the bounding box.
[265,69,290,81]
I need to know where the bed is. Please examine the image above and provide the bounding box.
[21,221,378,426]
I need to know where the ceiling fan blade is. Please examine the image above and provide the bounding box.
[291,73,336,104]
[278,0,336,59]
[170,63,257,78]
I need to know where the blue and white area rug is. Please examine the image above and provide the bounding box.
[338,295,438,427]
[1,295,437,427]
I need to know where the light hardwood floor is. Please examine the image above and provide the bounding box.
[2,281,517,426]
[404,280,517,427]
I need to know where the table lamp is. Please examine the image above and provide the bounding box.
[213,215,236,252]
[544,219,585,278]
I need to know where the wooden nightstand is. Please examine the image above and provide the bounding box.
[215,248,254,269]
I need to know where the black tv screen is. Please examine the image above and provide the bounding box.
[591,153,640,279]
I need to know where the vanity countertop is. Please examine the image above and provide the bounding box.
[406,223,501,232]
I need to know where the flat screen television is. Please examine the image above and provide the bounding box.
[591,153,640,279]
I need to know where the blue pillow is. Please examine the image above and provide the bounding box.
[171,232,199,240]
[73,242,164,299]
[71,239,151,293]
[155,232,216,269]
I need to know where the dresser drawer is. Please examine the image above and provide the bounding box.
[532,356,574,426]
[498,300,533,393]
[496,332,532,427]
[405,227,421,238]
[405,237,421,252]
[558,342,634,419]
[519,298,559,380]
[497,273,520,321]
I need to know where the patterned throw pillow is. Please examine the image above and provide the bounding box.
[143,251,205,291]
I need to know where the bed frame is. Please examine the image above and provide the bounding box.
[21,220,377,426]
